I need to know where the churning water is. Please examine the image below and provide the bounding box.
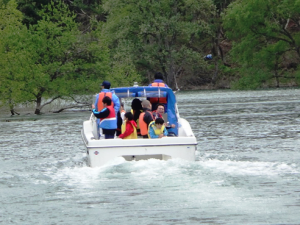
[1,89,300,224]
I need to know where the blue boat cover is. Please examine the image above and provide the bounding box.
[111,86,178,135]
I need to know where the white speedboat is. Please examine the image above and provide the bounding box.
[81,85,197,167]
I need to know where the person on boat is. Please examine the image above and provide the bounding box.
[139,100,155,139]
[153,103,165,119]
[131,98,143,136]
[148,72,168,110]
[148,118,168,139]
[148,72,169,88]
[94,81,120,114]
[119,112,137,139]
[92,96,117,139]
[153,104,176,128]
[93,81,120,136]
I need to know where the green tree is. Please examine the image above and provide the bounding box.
[0,0,29,114]
[208,0,234,83]
[0,0,110,114]
[102,0,215,89]
[224,0,300,89]
[17,0,106,31]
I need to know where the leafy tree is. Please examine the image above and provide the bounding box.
[102,0,215,89]
[17,0,106,31]
[0,0,110,114]
[208,0,234,83]
[17,0,49,27]
[224,0,300,89]
[0,0,29,114]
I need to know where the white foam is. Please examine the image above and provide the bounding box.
[200,159,299,176]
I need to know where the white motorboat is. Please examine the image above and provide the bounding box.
[81,85,197,167]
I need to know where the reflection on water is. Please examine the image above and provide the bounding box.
[1,89,300,224]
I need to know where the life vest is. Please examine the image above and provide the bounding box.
[121,121,137,139]
[148,121,165,138]
[99,105,117,129]
[139,111,154,135]
[149,82,167,104]
[97,92,114,112]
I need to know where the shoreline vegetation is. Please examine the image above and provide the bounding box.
[1,0,300,115]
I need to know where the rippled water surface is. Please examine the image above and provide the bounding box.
[1,89,300,224]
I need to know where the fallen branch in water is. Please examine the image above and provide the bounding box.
[52,103,90,113]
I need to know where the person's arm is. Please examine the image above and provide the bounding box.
[119,123,134,139]
[112,94,120,113]
[148,126,159,138]
[92,108,109,119]
[163,127,168,136]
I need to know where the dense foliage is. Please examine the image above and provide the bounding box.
[1,0,300,114]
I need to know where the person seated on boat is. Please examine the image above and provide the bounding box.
[119,112,137,139]
[148,118,168,139]
[131,98,143,136]
[139,100,155,139]
[153,104,176,128]
[92,96,117,139]
[148,72,168,110]
[116,102,125,136]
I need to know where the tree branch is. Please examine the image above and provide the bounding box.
[40,96,62,110]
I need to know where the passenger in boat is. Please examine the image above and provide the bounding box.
[139,100,155,139]
[148,72,169,87]
[148,72,168,110]
[94,81,120,114]
[153,103,165,118]
[92,96,117,139]
[93,81,120,136]
[153,104,176,128]
[148,118,168,139]
[119,112,137,139]
[131,98,143,136]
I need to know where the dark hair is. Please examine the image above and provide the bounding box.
[154,72,164,80]
[155,117,164,125]
[124,112,134,121]
[102,96,112,106]
[121,102,124,107]
[131,98,142,110]
[157,104,165,109]
[131,98,142,121]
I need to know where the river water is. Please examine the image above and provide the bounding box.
[1,89,300,224]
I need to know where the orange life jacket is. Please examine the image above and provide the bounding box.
[139,111,154,135]
[149,82,167,104]
[97,92,114,112]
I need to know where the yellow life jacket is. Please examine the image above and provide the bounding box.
[121,121,137,139]
[148,121,165,138]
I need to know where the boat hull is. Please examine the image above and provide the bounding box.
[81,119,197,167]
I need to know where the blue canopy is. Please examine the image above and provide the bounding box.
[111,86,178,135]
